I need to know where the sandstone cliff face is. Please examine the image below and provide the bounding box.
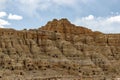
[0,19,119,80]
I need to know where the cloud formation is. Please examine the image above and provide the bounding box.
[0,11,23,28]
[0,0,119,32]
[0,12,7,18]
[83,15,94,20]
[8,14,23,20]
[74,15,120,33]
[0,19,10,28]
[107,15,120,23]
[0,11,8,28]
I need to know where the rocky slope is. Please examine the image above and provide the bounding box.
[0,18,119,80]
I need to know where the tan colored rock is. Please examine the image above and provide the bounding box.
[0,18,119,80]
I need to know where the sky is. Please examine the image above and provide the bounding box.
[0,0,120,33]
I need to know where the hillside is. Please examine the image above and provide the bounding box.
[0,18,120,80]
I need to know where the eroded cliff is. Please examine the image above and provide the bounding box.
[0,18,119,80]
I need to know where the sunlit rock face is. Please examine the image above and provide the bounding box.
[0,18,119,80]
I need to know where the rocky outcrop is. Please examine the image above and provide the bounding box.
[0,18,119,80]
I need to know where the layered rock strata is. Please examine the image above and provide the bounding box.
[0,18,119,80]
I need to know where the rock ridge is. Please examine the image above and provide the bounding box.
[0,18,119,80]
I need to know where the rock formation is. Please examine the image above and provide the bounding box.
[0,18,119,80]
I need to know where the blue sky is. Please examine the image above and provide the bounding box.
[0,0,120,33]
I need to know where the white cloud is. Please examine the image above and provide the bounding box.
[83,15,94,20]
[0,12,7,18]
[0,11,23,28]
[8,14,23,20]
[107,15,120,23]
[74,15,120,33]
[0,19,10,28]
[0,11,9,28]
